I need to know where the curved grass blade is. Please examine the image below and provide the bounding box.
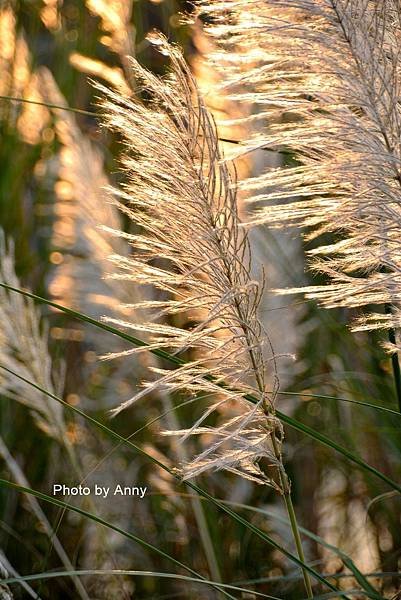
[278,390,401,417]
[0,364,347,597]
[0,94,97,117]
[1,283,400,494]
[0,283,184,366]
[1,569,280,599]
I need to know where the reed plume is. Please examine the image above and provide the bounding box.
[99,34,283,488]
[40,69,133,324]
[99,35,315,595]
[82,0,136,90]
[198,0,401,345]
[0,234,65,438]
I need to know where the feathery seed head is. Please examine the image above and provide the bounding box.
[99,35,281,486]
[198,0,401,341]
[0,233,65,438]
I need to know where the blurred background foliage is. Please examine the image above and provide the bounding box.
[0,1,400,599]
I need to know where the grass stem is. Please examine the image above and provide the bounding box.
[270,435,313,598]
[283,488,314,598]
[385,305,401,412]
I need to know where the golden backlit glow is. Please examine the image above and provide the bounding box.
[17,73,50,145]
[69,53,130,94]
[40,0,61,31]
[86,0,133,55]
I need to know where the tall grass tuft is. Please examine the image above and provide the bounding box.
[3,2,401,597]
[198,0,401,345]
[97,33,314,595]
[100,34,281,486]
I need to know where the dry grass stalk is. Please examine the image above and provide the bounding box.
[99,34,313,596]
[198,0,401,344]
[99,34,282,488]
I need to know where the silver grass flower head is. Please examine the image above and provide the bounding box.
[99,33,282,487]
[0,233,65,438]
[197,0,401,342]
[40,69,146,409]
[40,68,131,321]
